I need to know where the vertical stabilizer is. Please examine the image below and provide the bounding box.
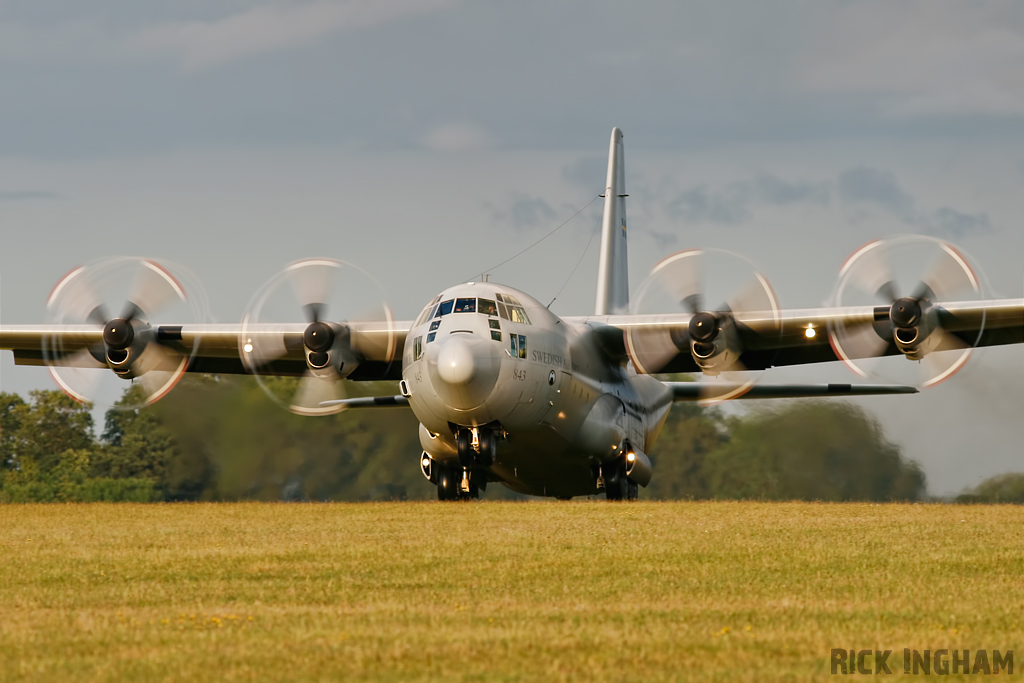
[594,127,629,315]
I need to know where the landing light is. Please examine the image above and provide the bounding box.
[804,327,816,339]
[421,457,430,468]
[243,342,254,353]
[626,451,636,463]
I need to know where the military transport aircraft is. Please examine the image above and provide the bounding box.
[2,129,1021,500]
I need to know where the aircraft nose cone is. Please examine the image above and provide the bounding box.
[427,333,502,412]
[436,336,476,385]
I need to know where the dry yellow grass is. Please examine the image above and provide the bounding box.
[0,502,1021,682]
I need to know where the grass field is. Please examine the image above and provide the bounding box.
[1,502,1021,682]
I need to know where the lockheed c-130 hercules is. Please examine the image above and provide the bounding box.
[2,128,1021,500]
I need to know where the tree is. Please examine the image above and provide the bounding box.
[8,390,96,472]
[94,384,177,483]
[702,401,925,501]
[0,392,26,471]
[956,473,1024,504]
[646,402,727,499]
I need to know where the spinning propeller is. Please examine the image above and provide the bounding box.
[42,257,207,410]
[240,258,395,416]
[828,236,986,388]
[626,248,780,404]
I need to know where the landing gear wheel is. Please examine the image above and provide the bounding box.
[437,465,461,501]
[603,459,638,501]
[456,429,474,468]
[477,428,496,467]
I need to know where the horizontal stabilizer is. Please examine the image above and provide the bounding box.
[319,395,410,409]
[667,382,918,402]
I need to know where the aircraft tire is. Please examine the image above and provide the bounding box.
[603,459,638,501]
[477,428,496,467]
[456,430,474,468]
[436,465,461,501]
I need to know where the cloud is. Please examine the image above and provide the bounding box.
[485,194,557,230]
[418,122,496,153]
[836,167,915,219]
[666,173,829,226]
[646,229,679,250]
[835,166,992,237]
[925,207,992,238]
[667,185,751,225]
[658,167,991,239]
[0,1,458,69]
[802,1,1024,118]
[562,156,607,190]
[752,173,829,206]
[0,191,60,201]
[131,0,458,69]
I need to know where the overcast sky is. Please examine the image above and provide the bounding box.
[0,1,1021,495]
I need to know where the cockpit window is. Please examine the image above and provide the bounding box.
[429,320,440,331]
[436,300,454,317]
[509,306,531,325]
[415,294,442,326]
[454,297,476,313]
[478,298,498,316]
[414,305,431,327]
[494,293,530,324]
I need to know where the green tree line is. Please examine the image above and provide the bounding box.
[0,376,955,503]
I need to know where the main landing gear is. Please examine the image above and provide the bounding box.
[600,457,639,501]
[433,427,498,501]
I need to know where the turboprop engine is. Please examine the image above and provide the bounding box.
[301,317,359,379]
[685,310,744,376]
[42,257,205,409]
[241,258,396,415]
[829,236,986,388]
[625,248,781,402]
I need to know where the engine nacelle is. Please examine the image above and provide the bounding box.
[689,313,743,376]
[890,298,941,361]
[303,321,359,379]
[419,452,435,482]
[623,443,653,487]
[102,317,155,379]
[577,394,628,457]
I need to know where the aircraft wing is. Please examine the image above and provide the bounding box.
[567,298,1024,374]
[667,382,918,401]
[0,322,411,381]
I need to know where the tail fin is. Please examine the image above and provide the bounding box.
[594,127,629,315]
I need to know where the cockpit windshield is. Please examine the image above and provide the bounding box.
[453,297,476,313]
[428,295,530,324]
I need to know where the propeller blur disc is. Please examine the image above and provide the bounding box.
[828,235,986,387]
[627,248,780,404]
[42,257,208,411]
[240,258,394,416]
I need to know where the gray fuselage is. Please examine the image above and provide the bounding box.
[402,282,672,498]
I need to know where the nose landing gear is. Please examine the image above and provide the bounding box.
[436,463,477,501]
[435,427,499,501]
